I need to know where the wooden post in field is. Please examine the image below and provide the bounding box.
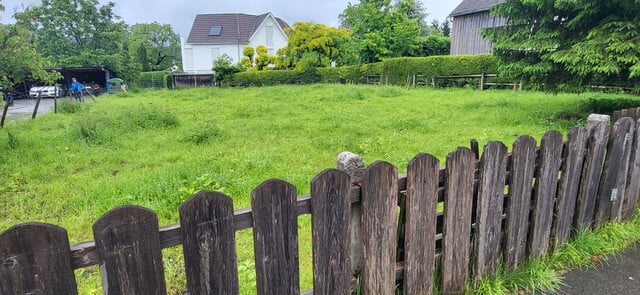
[1,93,9,128]
[32,91,42,119]
[336,151,365,274]
[479,73,485,90]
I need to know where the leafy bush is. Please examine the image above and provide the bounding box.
[57,99,84,113]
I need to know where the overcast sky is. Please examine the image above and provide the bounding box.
[1,0,462,37]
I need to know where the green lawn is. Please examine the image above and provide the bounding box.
[0,84,609,294]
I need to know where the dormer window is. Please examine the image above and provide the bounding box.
[209,26,222,36]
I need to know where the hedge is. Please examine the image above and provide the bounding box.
[138,71,169,89]
[233,69,321,87]
[382,54,498,85]
[230,55,498,87]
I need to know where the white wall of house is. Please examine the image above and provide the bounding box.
[181,14,289,74]
[247,16,288,56]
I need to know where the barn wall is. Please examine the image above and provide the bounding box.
[450,12,506,55]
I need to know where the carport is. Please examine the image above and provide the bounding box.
[47,67,112,94]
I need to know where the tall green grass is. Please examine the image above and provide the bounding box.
[0,84,629,294]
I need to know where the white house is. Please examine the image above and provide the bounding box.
[181,12,289,74]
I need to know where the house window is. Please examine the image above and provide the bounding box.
[266,26,274,46]
[209,26,222,36]
[184,48,194,69]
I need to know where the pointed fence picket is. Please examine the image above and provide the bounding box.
[2,114,640,295]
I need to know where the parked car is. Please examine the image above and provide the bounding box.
[29,85,63,98]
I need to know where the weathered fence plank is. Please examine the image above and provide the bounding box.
[252,179,300,295]
[403,154,439,294]
[504,136,537,271]
[552,126,587,248]
[93,206,167,295]
[595,117,635,226]
[574,114,610,229]
[311,169,352,295]
[529,131,564,258]
[179,191,238,295]
[0,223,78,295]
[624,119,640,220]
[473,142,507,279]
[441,148,476,294]
[629,108,638,121]
[361,161,398,295]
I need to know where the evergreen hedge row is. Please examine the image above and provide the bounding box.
[230,55,497,87]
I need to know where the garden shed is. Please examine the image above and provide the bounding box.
[450,0,506,55]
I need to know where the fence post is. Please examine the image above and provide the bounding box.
[311,169,352,295]
[441,148,476,293]
[473,142,507,279]
[360,161,398,295]
[1,93,9,128]
[529,131,563,258]
[251,179,300,295]
[552,126,588,249]
[32,91,42,119]
[403,153,439,294]
[479,73,485,91]
[624,119,640,220]
[503,136,537,271]
[595,117,635,225]
[179,191,239,295]
[574,114,610,229]
[336,152,365,274]
[0,223,78,295]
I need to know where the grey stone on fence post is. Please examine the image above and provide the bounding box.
[337,151,365,274]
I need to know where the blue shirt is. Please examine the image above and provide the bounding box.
[70,81,84,93]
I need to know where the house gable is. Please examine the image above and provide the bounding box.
[182,12,290,73]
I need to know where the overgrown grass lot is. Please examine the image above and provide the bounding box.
[1,84,639,294]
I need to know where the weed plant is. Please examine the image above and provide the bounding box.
[0,85,633,294]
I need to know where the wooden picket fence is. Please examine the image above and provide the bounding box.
[2,113,640,294]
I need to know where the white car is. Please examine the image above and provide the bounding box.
[29,85,63,98]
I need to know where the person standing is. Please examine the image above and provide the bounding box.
[69,77,84,102]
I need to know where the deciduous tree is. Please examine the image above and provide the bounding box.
[129,22,181,72]
[0,3,58,91]
[15,0,133,80]
[277,22,353,70]
[340,0,421,63]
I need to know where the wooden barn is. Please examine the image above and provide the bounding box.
[450,0,506,55]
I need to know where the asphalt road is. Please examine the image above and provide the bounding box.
[536,242,640,294]
[2,97,59,122]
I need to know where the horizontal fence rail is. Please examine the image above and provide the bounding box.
[2,113,640,294]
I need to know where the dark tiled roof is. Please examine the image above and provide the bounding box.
[186,13,289,44]
[450,0,505,17]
